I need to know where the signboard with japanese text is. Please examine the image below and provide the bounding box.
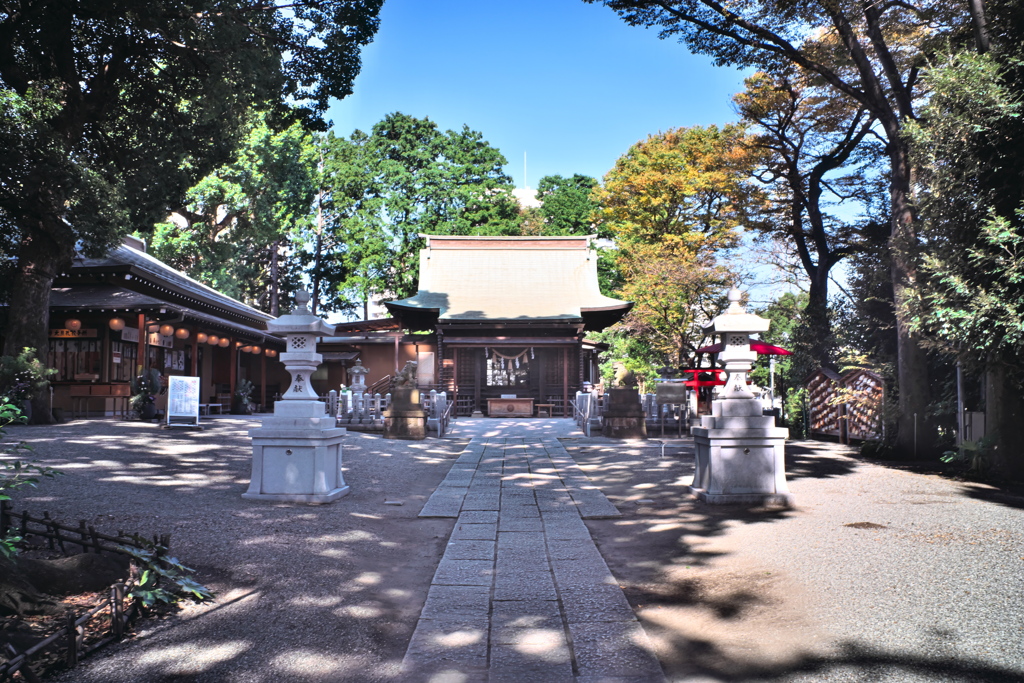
[167,376,200,427]
[48,328,98,338]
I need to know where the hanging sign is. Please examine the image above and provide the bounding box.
[148,332,174,348]
[121,328,140,343]
[167,376,200,427]
[49,328,97,338]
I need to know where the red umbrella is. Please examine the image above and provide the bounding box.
[696,341,792,355]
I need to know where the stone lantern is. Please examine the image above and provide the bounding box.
[243,290,349,503]
[689,287,793,506]
[348,358,369,392]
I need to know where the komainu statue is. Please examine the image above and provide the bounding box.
[612,361,638,388]
[395,361,418,388]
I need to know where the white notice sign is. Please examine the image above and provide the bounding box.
[167,376,201,427]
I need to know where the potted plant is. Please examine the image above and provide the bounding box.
[232,379,254,415]
[0,348,56,424]
[130,367,161,420]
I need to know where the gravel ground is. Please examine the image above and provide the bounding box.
[5,417,465,682]
[4,420,1023,682]
[571,438,1024,683]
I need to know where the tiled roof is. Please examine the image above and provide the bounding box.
[71,244,274,325]
[386,235,631,325]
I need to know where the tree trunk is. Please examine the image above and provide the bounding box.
[985,358,1024,480]
[803,264,832,369]
[3,231,71,424]
[268,239,280,317]
[888,139,934,457]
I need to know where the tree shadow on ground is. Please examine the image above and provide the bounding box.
[7,418,467,682]
[566,438,1024,683]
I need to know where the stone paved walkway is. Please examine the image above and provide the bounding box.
[402,436,666,683]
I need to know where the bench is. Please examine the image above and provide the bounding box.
[536,403,555,418]
[69,384,131,419]
[199,403,223,415]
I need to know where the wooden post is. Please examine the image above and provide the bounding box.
[562,347,569,418]
[190,329,198,376]
[229,338,237,403]
[111,583,125,638]
[261,349,267,411]
[78,520,89,553]
[393,334,400,374]
[135,313,146,375]
[65,611,79,668]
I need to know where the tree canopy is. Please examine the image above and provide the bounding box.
[315,112,520,309]
[534,174,603,237]
[586,0,977,454]
[0,1,383,376]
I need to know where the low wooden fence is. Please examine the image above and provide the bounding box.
[0,501,170,681]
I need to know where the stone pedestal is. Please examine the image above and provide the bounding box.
[602,388,647,439]
[689,397,791,506]
[245,400,348,503]
[384,387,427,440]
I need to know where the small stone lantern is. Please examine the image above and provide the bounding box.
[243,290,349,503]
[348,358,369,392]
[690,287,792,506]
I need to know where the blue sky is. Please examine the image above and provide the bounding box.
[326,0,750,189]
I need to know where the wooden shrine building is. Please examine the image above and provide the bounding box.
[1,236,288,418]
[378,235,632,416]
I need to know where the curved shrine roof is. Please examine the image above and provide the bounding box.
[385,235,631,331]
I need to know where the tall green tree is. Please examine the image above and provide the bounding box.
[0,1,382,396]
[535,174,603,236]
[150,115,316,316]
[585,0,974,455]
[903,0,1024,477]
[318,113,520,307]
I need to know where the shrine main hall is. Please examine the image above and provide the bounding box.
[320,235,632,417]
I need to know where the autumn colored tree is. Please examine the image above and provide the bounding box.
[585,0,974,455]
[597,125,760,254]
[597,125,758,369]
[617,246,733,368]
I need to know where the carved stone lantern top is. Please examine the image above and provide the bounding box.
[704,287,771,399]
[266,290,336,337]
[348,358,369,389]
[266,290,336,408]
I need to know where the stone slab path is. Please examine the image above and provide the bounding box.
[403,436,666,683]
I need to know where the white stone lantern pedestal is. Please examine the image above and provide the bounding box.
[690,288,793,507]
[244,291,348,503]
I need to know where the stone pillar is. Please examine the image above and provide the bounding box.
[602,388,647,439]
[690,288,792,506]
[244,290,349,504]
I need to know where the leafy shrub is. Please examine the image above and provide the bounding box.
[0,348,56,402]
